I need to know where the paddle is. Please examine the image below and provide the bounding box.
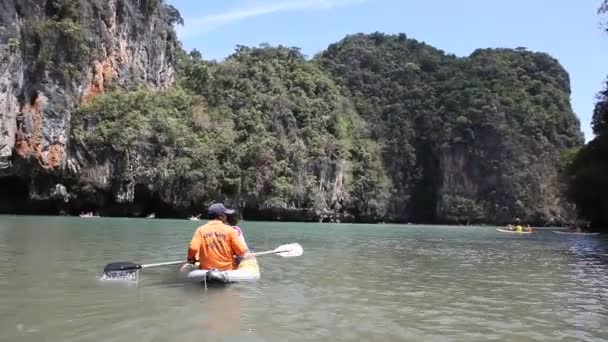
[251,243,303,258]
[103,260,185,275]
[103,243,303,277]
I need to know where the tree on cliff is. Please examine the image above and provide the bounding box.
[564,1,608,229]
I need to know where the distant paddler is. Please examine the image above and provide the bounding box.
[505,224,523,232]
[505,223,533,232]
[567,222,590,233]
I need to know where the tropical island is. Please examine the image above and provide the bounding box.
[0,0,605,230]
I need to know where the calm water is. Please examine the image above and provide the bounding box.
[0,216,607,341]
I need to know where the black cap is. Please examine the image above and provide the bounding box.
[208,203,235,217]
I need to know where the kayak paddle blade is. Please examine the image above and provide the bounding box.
[103,262,141,274]
[273,243,303,257]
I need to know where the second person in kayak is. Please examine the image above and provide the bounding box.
[226,211,255,266]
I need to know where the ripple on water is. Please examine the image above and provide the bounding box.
[1,219,608,341]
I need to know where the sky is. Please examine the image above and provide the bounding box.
[167,0,608,142]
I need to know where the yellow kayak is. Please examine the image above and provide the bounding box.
[496,228,533,234]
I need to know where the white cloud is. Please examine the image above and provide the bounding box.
[177,0,366,38]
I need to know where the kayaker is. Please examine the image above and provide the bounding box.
[187,203,249,271]
[226,211,251,265]
[226,212,247,246]
[525,224,533,232]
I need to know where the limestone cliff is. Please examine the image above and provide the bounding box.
[0,9,584,224]
[0,0,178,211]
[317,35,583,225]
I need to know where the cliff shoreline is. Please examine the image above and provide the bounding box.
[0,1,583,227]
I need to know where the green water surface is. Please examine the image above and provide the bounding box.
[0,216,607,341]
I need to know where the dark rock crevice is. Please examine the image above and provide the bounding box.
[0,176,29,214]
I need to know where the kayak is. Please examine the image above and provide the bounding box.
[178,257,260,284]
[496,228,533,234]
[553,231,599,236]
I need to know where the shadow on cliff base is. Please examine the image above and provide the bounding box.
[70,184,181,218]
[0,176,57,215]
[240,207,358,223]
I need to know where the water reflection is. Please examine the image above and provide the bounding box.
[558,236,608,339]
[568,235,608,264]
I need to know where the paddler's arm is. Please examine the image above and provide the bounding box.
[229,229,251,260]
[187,228,202,263]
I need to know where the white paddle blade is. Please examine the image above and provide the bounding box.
[273,243,303,257]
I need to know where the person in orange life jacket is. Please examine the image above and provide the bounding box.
[187,203,249,271]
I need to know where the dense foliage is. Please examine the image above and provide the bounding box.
[183,46,391,220]
[69,33,583,223]
[48,0,581,223]
[71,46,389,221]
[563,2,608,230]
[317,34,582,223]
[71,88,218,211]
[21,0,91,84]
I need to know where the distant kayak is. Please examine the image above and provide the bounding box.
[496,228,533,234]
[553,231,599,236]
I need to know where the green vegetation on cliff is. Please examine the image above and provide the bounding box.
[179,46,390,220]
[71,88,218,212]
[69,33,582,223]
[0,0,183,215]
[21,0,91,84]
[5,0,582,223]
[317,34,582,223]
[563,2,608,230]
[71,46,389,221]
[15,0,181,86]
[566,72,608,226]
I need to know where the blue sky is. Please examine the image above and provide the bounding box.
[167,0,608,142]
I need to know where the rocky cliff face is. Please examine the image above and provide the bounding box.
[68,46,368,220]
[0,8,584,224]
[0,0,22,171]
[0,0,178,212]
[317,35,584,224]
